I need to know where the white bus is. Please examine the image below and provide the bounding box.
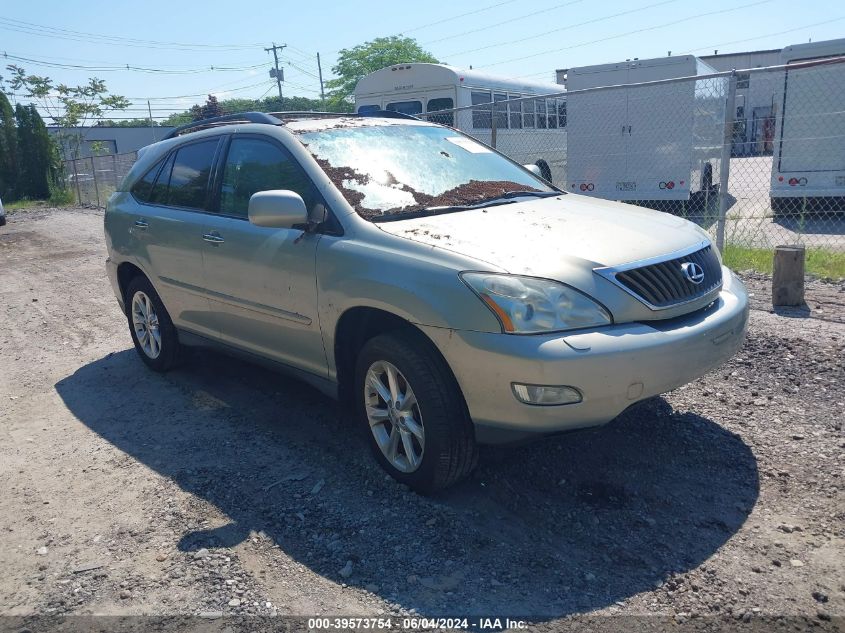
[770,39,845,215]
[354,63,567,185]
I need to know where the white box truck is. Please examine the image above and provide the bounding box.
[769,38,845,215]
[566,55,725,209]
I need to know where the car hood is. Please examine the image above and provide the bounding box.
[375,194,708,275]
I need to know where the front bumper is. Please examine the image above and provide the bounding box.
[420,267,749,443]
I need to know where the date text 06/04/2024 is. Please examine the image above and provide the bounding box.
[307,617,528,630]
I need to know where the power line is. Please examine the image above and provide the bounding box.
[0,17,263,52]
[2,52,267,74]
[683,16,845,54]
[321,0,522,55]
[480,0,772,71]
[421,0,588,46]
[401,0,521,35]
[442,0,682,59]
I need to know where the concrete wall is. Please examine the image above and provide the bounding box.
[47,126,175,159]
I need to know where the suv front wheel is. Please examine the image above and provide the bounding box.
[355,332,477,493]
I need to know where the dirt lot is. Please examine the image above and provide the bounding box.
[1,206,843,631]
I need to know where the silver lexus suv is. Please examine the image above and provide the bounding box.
[104,111,748,492]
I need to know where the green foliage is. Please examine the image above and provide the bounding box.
[157,93,353,128]
[49,184,75,206]
[723,245,845,280]
[95,119,160,127]
[159,111,194,127]
[325,36,439,107]
[6,65,130,159]
[15,104,55,200]
[190,94,224,121]
[0,89,18,199]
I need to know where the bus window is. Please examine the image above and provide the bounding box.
[471,91,492,129]
[537,100,548,129]
[509,94,522,129]
[547,99,558,129]
[385,101,423,116]
[427,97,454,127]
[493,93,508,130]
[523,99,536,128]
[357,104,380,114]
[557,100,567,128]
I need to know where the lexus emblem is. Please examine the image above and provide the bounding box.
[681,262,705,285]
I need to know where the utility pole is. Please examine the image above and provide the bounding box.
[317,52,326,104]
[147,100,156,142]
[265,42,287,101]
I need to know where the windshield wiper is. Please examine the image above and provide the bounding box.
[372,191,560,223]
[482,190,560,202]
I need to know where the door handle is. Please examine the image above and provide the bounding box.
[134,219,148,229]
[202,233,225,244]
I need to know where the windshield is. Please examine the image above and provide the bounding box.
[296,124,555,220]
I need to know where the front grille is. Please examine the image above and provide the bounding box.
[614,245,722,308]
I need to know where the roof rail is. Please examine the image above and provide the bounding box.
[163,112,282,140]
[268,111,349,119]
[161,109,421,141]
[360,109,420,121]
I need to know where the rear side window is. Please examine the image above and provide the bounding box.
[219,137,315,219]
[130,157,165,203]
[357,104,380,114]
[165,140,219,210]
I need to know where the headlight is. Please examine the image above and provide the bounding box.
[460,272,612,334]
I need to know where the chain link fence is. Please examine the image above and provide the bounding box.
[419,57,845,269]
[62,152,138,208]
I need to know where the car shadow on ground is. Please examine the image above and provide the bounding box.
[55,347,759,619]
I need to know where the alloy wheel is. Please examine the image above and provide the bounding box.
[364,360,425,473]
[131,290,162,359]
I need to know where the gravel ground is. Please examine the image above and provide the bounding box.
[1,206,842,631]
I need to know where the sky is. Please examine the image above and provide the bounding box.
[1,0,842,120]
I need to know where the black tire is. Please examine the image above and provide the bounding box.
[354,331,477,493]
[125,276,181,372]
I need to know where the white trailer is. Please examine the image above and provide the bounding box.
[354,63,567,185]
[565,55,725,207]
[769,39,845,214]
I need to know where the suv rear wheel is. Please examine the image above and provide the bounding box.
[126,276,181,372]
[355,332,477,493]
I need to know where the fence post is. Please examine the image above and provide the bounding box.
[716,70,737,252]
[90,157,101,208]
[71,159,82,206]
[490,101,497,149]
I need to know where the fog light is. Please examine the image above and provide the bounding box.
[512,383,582,406]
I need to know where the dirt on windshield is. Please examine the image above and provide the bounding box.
[314,156,540,220]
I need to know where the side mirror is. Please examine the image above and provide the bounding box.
[248,190,308,229]
[524,164,542,177]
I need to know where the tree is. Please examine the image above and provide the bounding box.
[15,104,55,200]
[158,93,352,128]
[0,90,18,199]
[5,65,130,159]
[96,119,159,128]
[325,36,439,107]
[189,95,224,121]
